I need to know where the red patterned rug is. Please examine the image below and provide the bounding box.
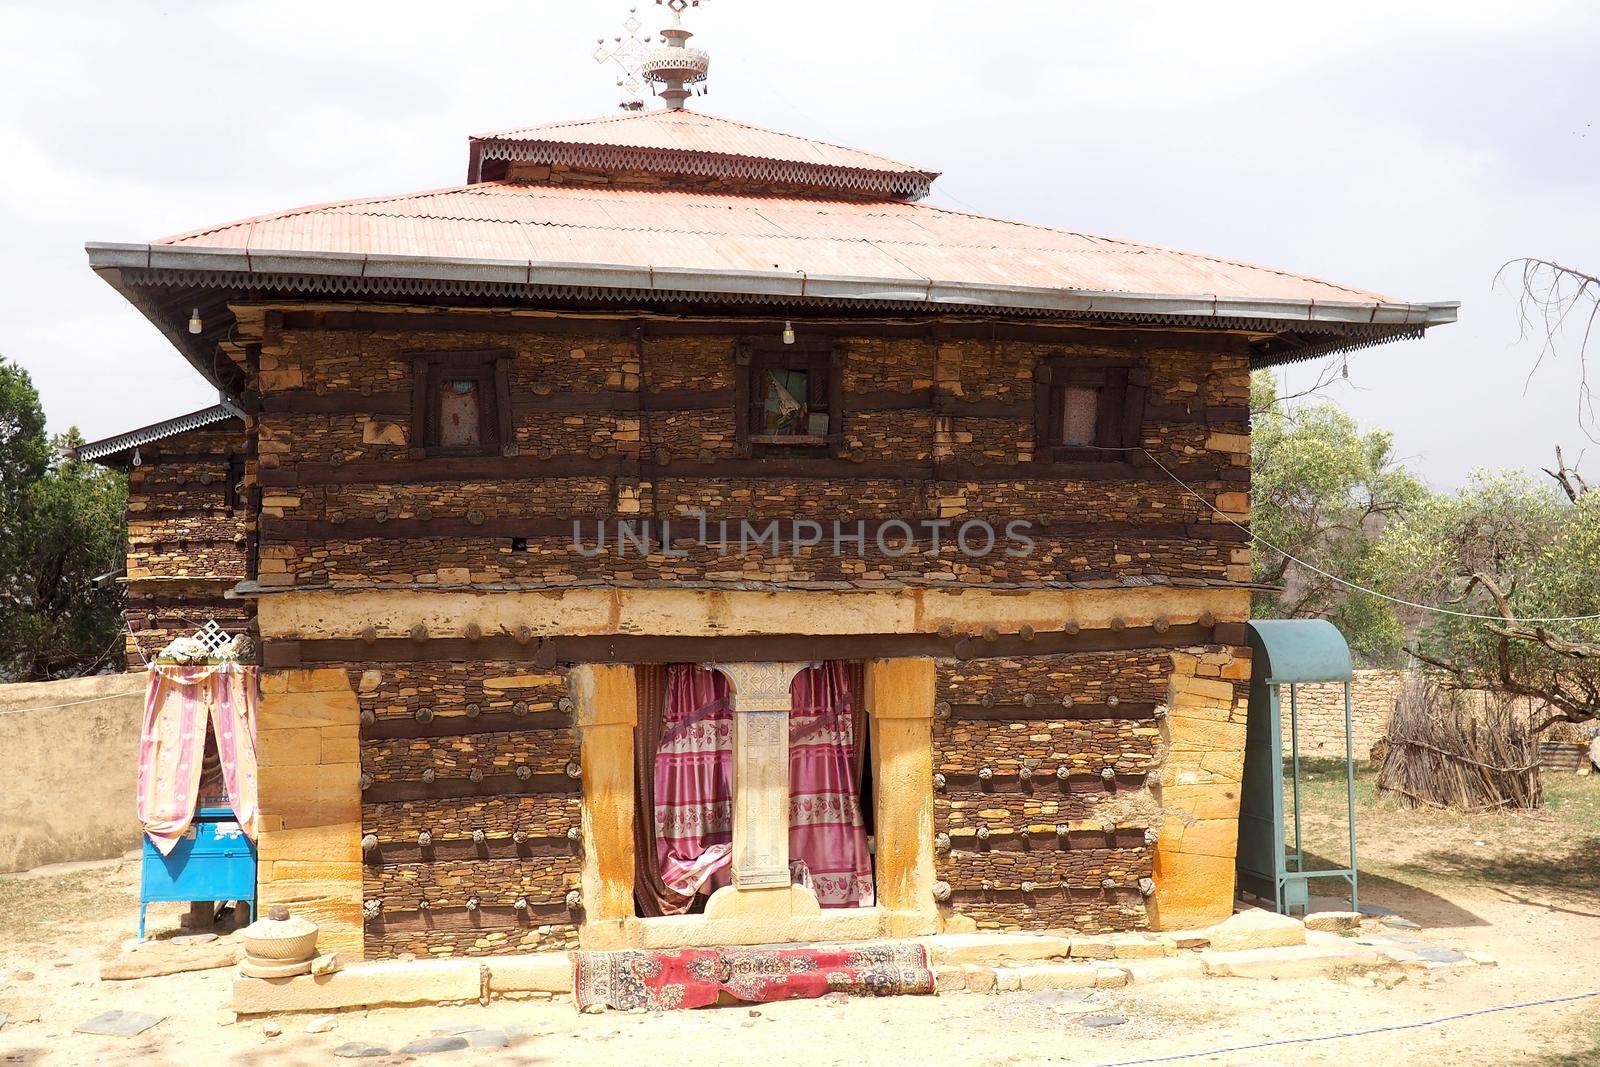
[573,943,933,1011]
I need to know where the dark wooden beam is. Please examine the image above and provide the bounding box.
[264,623,1220,669]
[257,514,1249,546]
[948,702,1159,722]
[365,905,576,934]
[361,711,570,739]
[268,308,1255,353]
[360,772,579,804]
[256,453,1245,488]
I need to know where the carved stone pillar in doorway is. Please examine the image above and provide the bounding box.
[702,661,822,918]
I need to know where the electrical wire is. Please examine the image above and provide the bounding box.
[0,686,145,716]
[1089,988,1600,1066]
[1114,445,1600,625]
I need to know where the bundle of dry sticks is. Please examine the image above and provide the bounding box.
[1376,674,1544,812]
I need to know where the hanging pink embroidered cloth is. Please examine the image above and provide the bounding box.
[789,663,874,909]
[655,666,735,901]
[137,663,260,855]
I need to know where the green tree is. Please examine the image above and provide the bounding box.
[1380,470,1600,728]
[1250,371,1426,664]
[0,359,128,679]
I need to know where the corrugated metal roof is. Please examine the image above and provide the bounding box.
[153,182,1395,305]
[475,109,933,177]
[76,402,243,465]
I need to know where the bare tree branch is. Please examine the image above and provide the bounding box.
[1542,444,1590,503]
[1497,258,1600,442]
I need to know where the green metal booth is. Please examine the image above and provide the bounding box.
[1236,619,1358,916]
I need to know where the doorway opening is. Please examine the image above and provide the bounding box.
[631,661,874,917]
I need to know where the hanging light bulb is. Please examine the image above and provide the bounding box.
[1341,359,1349,380]
[131,446,142,467]
[188,308,203,335]
[782,320,796,345]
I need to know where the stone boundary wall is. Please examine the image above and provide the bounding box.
[0,675,145,873]
[1278,670,1592,765]
[1279,669,1405,760]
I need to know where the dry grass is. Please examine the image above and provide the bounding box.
[1287,758,1600,899]
[0,863,138,946]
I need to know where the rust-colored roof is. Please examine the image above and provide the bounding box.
[153,180,1395,306]
[470,109,939,200]
[478,109,930,173]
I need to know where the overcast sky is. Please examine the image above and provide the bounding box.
[1,0,1594,486]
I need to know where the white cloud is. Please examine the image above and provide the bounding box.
[0,0,1593,483]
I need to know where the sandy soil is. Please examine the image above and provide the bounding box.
[2,789,1598,1066]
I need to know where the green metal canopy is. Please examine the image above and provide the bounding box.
[1245,619,1353,685]
[1237,619,1359,916]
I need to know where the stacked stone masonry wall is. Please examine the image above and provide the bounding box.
[122,426,249,669]
[242,310,1253,592]
[223,306,1259,954]
[350,660,582,960]
[1279,669,1404,759]
[931,644,1246,935]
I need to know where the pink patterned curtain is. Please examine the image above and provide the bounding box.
[654,666,735,903]
[137,664,260,855]
[789,663,874,909]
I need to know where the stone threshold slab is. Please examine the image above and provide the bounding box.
[234,923,1411,1015]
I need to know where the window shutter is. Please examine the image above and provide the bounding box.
[826,345,845,455]
[1033,362,1055,452]
[493,356,515,456]
[732,341,753,457]
[1120,366,1150,449]
[409,357,430,460]
[1096,367,1128,448]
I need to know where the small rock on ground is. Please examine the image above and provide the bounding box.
[1409,946,1466,964]
[171,933,219,945]
[430,1020,486,1035]
[73,1011,166,1037]
[262,1021,282,1037]
[399,1035,471,1054]
[1080,1014,1127,1028]
[1379,916,1421,930]
[306,1015,338,1034]
[1304,911,1363,933]
[333,1042,391,1059]
[1209,909,1306,952]
[465,1029,510,1049]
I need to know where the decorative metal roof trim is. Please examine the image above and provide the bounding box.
[87,242,1456,374]
[472,138,936,200]
[75,402,244,464]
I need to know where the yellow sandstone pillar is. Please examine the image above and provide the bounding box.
[865,657,938,936]
[570,664,637,949]
[1149,649,1251,930]
[255,667,364,958]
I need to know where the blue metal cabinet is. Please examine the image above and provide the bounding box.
[139,808,257,938]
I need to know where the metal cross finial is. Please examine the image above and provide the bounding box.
[594,7,652,111]
[642,0,710,109]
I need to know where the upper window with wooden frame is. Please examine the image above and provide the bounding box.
[1033,356,1149,463]
[734,340,844,456]
[409,349,515,459]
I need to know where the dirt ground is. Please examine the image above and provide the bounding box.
[2,769,1598,1066]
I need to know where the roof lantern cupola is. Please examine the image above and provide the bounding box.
[640,0,710,110]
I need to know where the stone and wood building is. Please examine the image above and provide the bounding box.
[83,18,1454,964]
[77,403,250,670]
